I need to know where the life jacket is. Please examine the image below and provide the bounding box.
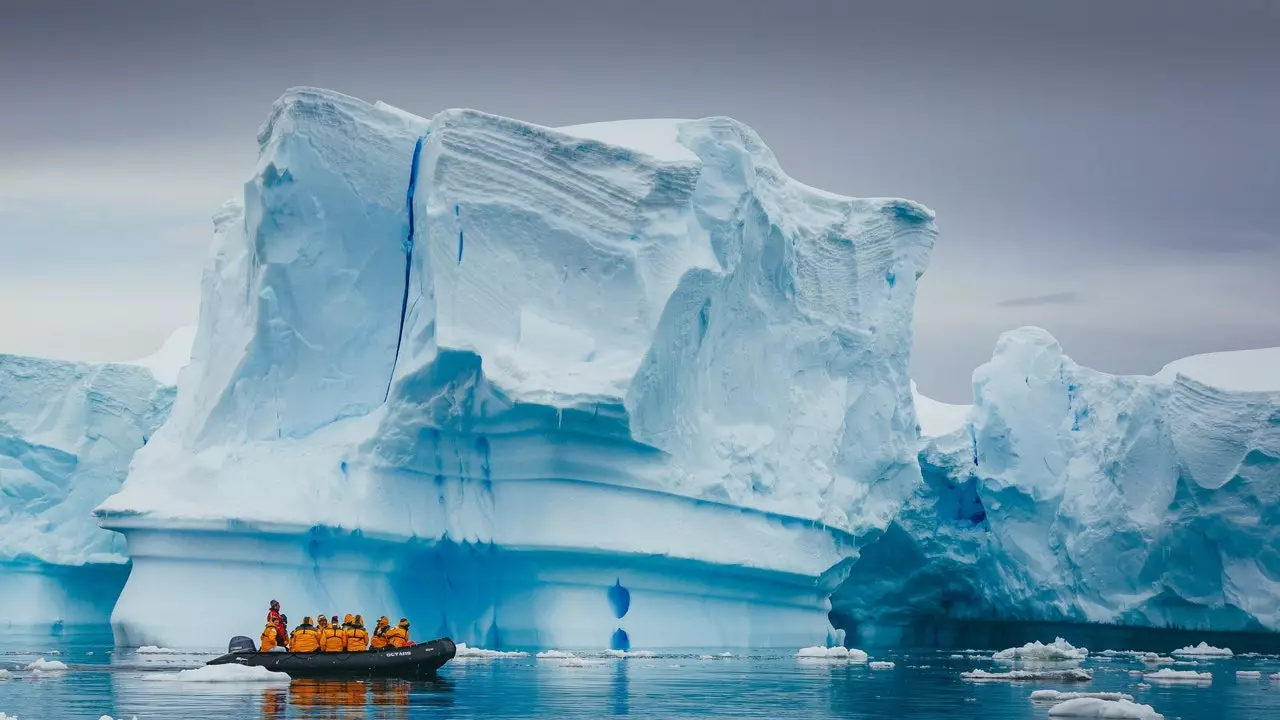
[321,625,347,652]
[345,624,369,652]
[290,624,321,652]
[261,625,280,651]
[370,625,388,650]
[384,626,410,648]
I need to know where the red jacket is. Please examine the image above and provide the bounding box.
[267,609,287,642]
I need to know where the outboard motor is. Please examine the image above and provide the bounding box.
[228,636,257,654]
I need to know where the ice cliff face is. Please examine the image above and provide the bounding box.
[96,88,936,649]
[0,334,186,631]
[834,327,1280,638]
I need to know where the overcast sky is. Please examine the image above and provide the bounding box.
[2,0,1276,402]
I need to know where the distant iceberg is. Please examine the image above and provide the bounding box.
[0,329,188,632]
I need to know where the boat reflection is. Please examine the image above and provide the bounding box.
[262,677,454,718]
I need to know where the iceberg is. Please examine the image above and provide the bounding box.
[0,330,188,633]
[95,88,936,649]
[833,326,1280,636]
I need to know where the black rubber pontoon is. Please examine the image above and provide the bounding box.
[208,636,455,678]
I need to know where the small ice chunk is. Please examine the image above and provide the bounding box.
[949,654,966,659]
[696,655,714,660]
[26,658,68,671]
[603,649,656,658]
[536,650,577,659]
[453,643,529,659]
[1235,671,1262,679]
[796,646,868,662]
[1142,668,1212,683]
[962,668,1092,682]
[869,661,895,669]
[1031,691,1136,702]
[993,637,1088,662]
[1171,642,1232,657]
[1047,697,1163,719]
[135,646,181,654]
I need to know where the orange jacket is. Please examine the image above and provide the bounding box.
[260,624,280,651]
[320,625,347,652]
[290,625,321,652]
[345,625,369,652]
[384,626,410,648]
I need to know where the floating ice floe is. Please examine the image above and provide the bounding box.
[535,650,576,659]
[993,638,1088,662]
[26,658,68,671]
[158,665,291,683]
[1047,697,1163,719]
[962,668,1092,682]
[0,669,9,679]
[98,716,139,720]
[603,650,656,658]
[796,646,868,662]
[869,661,895,669]
[136,646,179,654]
[1142,668,1212,684]
[1236,671,1262,679]
[453,644,529,659]
[1030,691,1135,702]
[1171,643,1232,657]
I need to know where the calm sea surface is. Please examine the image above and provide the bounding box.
[3,627,1280,719]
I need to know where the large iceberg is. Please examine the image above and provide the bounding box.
[96,88,936,649]
[834,327,1280,636]
[0,331,188,632]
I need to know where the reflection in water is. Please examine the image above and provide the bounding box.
[612,661,629,717]
[264,678,454,718]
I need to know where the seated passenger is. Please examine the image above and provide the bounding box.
[261,620,281,651]
[316,614,329,634]
[384,618,412,648]
[290,617,322,652]
[321,615,347,652]
[370,616,391,650]
[345,615,369,652]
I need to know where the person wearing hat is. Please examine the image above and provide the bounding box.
[384,618,412,648]
[289,617,322,652]
[266,600,287,646]
[321,614,346,652]
[369,616,391,650]
[345,614,369,652]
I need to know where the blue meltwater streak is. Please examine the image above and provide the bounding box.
[385,134,427,401]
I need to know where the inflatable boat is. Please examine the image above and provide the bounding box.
[207,636,456,678]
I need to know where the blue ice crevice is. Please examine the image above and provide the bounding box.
[385,134,427,401]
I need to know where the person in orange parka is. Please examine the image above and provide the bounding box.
[260,620,282,651]
[369,616,391,650]
[345,614,369,651]
[289,617,322,652]
[384,618,413,648]
[321,614,346,652]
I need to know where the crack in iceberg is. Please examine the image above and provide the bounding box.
[386,133,428,400]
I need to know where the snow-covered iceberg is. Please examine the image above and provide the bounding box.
[96,88,936,649]
[0,332,187,633]
[834,326,1280,636]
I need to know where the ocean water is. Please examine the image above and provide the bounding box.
[4,629,1280,719]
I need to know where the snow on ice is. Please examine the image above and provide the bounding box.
[1047,697,1163,719]
[993,638,1088,662]
[1171,642,1233,657]
[1030,691,1135,702]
